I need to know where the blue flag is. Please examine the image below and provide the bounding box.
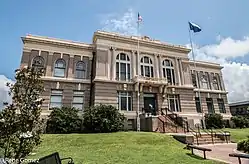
[189,22,201,33]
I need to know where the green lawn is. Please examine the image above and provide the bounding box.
[28,132,221,164]
[224,128,249,142]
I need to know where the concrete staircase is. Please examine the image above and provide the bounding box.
[194,133,228,145]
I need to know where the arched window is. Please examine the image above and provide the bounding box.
[32,56,45,70]
[75,61,86,79]
[162,59,175,84]
[116,53,131,81]
[54,59,66,77]
[140,56,153,77]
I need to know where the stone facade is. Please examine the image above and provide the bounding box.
[19,31,232,129]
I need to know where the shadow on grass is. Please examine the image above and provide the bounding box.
[186,153,206,160]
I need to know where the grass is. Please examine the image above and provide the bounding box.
[28,132,221,164]
[201,128,249,142]
[224,128,249,142]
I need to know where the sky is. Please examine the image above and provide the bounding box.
[1,0,249,107]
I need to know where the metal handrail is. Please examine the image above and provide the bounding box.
[211,124,230,143]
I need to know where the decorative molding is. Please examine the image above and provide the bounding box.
[56,82,60,89]
[78,83,81,90]
[123,84,127,91]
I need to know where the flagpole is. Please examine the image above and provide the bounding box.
[188,28,206,129]
[136,19,140,132]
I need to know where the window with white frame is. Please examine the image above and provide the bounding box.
[200,72,209,89]
[50,90,63,109]
[54,59,66,77]
[116,53,131,81]
[162,59,175,84]
[75,61,86,79]
[168,94,181,112]
[117,92,132,111]
[140,56,154,77]
[72,91,84,110]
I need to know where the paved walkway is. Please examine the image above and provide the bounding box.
[193,143,249,164]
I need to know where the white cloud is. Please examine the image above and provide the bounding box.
[100,8,138,36]
[0,75,13,111]
[187,43,249,103]
[201,36,249,58]
[100,8,249,103]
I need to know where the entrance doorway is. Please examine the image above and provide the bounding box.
[143,93,157,115]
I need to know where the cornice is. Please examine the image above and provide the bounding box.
[183,60,223,69]
[93,31,191,54]
[22,35,94,50]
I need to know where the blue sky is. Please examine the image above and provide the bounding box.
[1,0,249,103]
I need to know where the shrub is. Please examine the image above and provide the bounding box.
[205,113,224,129]
[237,137,249,153]
[46,106,82,134]
[83,104,125,133]
[231,116,249,128]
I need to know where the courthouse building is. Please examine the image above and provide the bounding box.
[20,31,231,129]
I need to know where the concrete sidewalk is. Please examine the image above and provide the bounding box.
[193,143,249,164]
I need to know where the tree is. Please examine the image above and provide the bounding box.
[205,113,224,129]
[0,66,45,161]
[83,104,125,133]
[46,107,82,134]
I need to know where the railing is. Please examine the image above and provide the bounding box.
[161,108,201,145]
[210,124,230,144]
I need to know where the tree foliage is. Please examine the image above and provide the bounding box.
[231,116,249,128]
[237,136,249,153]
[0,66,45,159]
[46,106,82,134]
[83,104,125,133]
[205,113,224,129]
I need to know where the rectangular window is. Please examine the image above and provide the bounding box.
[195,97,202,113]
[50,90,63,109]
[120,63,126,80]
[72,91,84,110]
[206,98,214,113]
[168,95,181,112]
[217,98,226,113]
[117,92,132,111]
[145,66,150,77]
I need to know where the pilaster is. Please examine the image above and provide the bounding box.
[158,54,162,78]
[46,52,54,77]
[154,54,159,78]
[110,47,116,80]
[175,57,181,85]
[131,50,136,77]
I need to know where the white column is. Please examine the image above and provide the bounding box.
[111,48,116,80]
[179,59,184,85]
[136,51,140,76]
[131,50,136,78]
[154,54,159,78]
[107,49,111,79]
[175,57,181,85]
[158,54,162,78]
